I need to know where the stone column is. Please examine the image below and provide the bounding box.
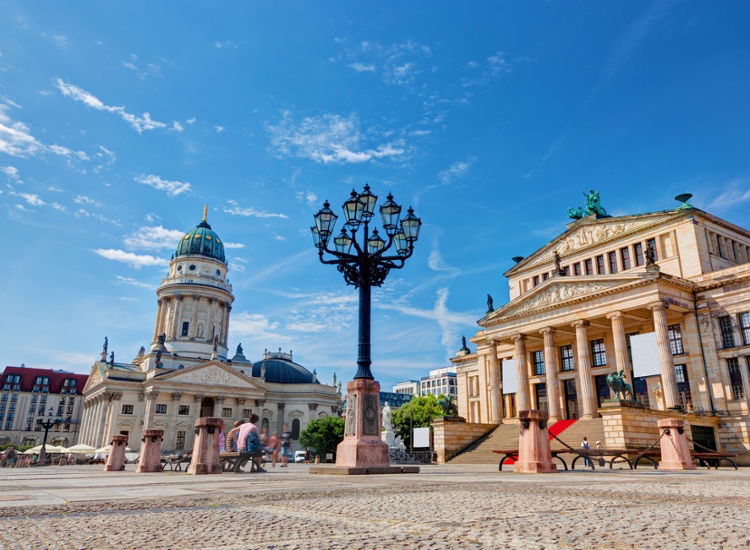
[104,434,128,472]
[512,335,530,412]
[487,341,503,424]
[94,394,110,448]
[572,321,597,418]
[277,403,285,433]
[649,302,680,409]
[170,296,183,338]
[79,401,91,445]
[221,304,231,346]
[101,393,122,445]
[189,295,200,338]
[540,328,562,421]
[657,418,696,470]
[188,417,223,475]
[607,312,634,390]
[136,429,164,473]
[514,410,556,474]
[142,390,159,431]
[152,299,164,343]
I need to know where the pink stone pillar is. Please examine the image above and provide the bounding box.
[336,379,390,468]
[188,417,223,475]
[514,409,556,474]
[658,418,696,470]
[103,434,128,472]
[135,429,164,473]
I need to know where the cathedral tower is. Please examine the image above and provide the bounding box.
[151,207,234,361]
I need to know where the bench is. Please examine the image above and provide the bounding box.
[692,452,738,470]
[219,451,265,473]
[161,455,192,471]
[493,448,660,471]
[492,449,569,471]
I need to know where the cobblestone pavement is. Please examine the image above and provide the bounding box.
[0,464,748,549]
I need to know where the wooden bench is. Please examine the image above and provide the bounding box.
[693,452,738,470]
[219,451,264,473]
[161,455,192,471]
[492,449,570,471]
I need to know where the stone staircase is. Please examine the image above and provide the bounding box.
[448,418,606,464]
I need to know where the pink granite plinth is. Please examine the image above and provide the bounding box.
[334,379,391,469]
[103,435,128,472]
[514,409,556,474]
[658,418,697,470]
[188,417,223,475]
[135,429,164,473]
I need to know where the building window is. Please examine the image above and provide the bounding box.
[718,315,735,348]
[291,418,301,440]
[155,404,167,414]
[674,364,692,410]
[559,345,574,371]
[222,407,232,417]
[738,312,750,346]
[626,332,639,364]
[562,265,570,276]
[542,272,549,281]
[534,383,548,412]
[573,263,581,276]
[175,431,186,450]
[646,238,658,261]
[584,259,593,275]
[634,243,644,266]
[608,251,618,273]
[667,324,684,355]
[532,350,545,375]
[590,339,607,367]
[727,358,745,400]
[595,255,605,274]
[178,405,190,415]
[121,404,134,415]
[181,322,190,337]
[620,247,631,270]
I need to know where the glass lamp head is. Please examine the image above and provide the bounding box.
[333,229,353,254]
[400,207,422,241]
[314,200,337,238]
[343,190,365,227]
[358,184,378,219]
[379,192,402,235]
[367,229,386,254]
[394,231,409,255]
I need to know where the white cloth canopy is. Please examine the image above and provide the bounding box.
[94,445,133,454]
[66,444,97,454]
[23,445,67,454]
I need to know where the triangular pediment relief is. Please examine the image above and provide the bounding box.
[158,360,266,391]
[507,211,682,275]
[483,274,652,324]
[82,362,106,393]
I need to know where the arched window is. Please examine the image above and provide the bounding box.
[261,418,269,432]
[291,418,300,440]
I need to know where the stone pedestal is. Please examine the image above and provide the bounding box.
[658,418,697,470]
[514,410,556,474]
[188,417,223,475]
[310,379,418,475]
[135,429,163,473]
[103,435,128,472]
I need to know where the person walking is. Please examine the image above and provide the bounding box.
[280,424,292,468]
[269,431,280,468]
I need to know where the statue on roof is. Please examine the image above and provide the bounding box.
[554,250,565,276]
[109,351,115,368]
[155,348,163,369]
[486,294,494,313]
[236,343,243,355]
[102,336,108,356]
[212,335,219,352]
[157,333,166,348]
[567,190,608,220]
[460,335,469,352]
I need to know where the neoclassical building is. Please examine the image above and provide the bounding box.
[79,210,339,452]
[453,198,750,453]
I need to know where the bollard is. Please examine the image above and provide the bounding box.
[103,435,128,472]
[514,409,556,474]
[136,429,164,473]
[187,417,223,475]
[334,379,390,468]
[657,418,697,470]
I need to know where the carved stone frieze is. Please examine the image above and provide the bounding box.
[502,281,621,317]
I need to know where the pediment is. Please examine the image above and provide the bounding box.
[507,211,681,275]
[82,363,106,393]
[158,361,266,391]
[483,275,650,324]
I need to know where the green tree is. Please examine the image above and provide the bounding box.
[300,416,345,460]
[391,395,445,449]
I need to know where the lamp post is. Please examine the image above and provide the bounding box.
[38,407,60,465]
[312,185,421,471]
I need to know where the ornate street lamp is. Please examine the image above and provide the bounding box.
[311,185,421,472]
[38,407,61,465]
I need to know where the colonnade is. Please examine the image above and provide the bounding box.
[479,300,682,423]
[150,295,232,346]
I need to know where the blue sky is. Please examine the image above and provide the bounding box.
[2,1,749,390]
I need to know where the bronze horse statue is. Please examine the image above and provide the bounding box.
[606,370,634,401]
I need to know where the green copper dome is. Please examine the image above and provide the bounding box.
[175,209,226,263]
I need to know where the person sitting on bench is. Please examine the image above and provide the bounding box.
[225,420,245,452]
[237,414,265,472]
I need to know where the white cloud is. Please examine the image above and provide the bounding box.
[121,54,162,79]
[185,117,196,125]
[171,121,184,132]
[349,62,376,72]
[17,192,45,206]
[73,194,99,206]
[124,225,183,250]
[1,165,21,183]
[707,180,750,210]
[55,79,167,134]
[115,275,154,289]
[231,312,291,342]
[272,233,286,241]
[0,103,88,160]
[213,125,225,133]
[93,145,116,173]
[134,174,191,197]
[224,242,246,249]
[437,158,474,185]
[295,190,318,204]
[267,111,406,164]
[47,185,63,192]
[215,41,238,49]
[74,208,120,225]
[223,199,287,219]
[93,248,166,268]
